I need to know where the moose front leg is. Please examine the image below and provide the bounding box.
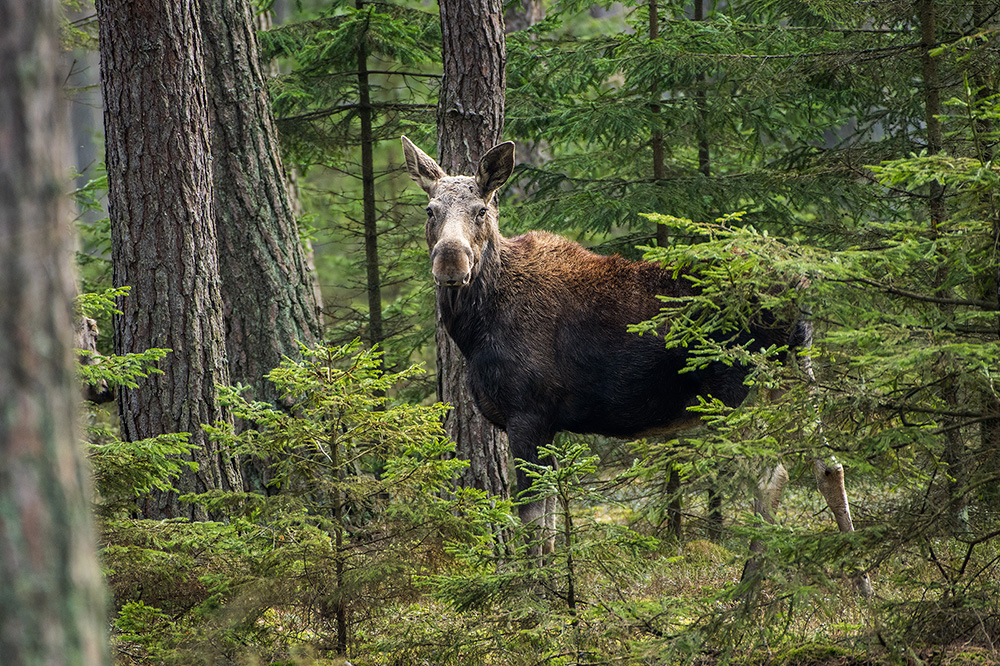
[510,419,557,559]
[516,495,556,557]
[514,471,557,560]
[813,459,873,597]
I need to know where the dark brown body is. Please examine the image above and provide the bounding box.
[438,229,802,490]
[401,136,813,551]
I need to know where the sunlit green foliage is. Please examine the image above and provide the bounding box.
[98,342,506,664]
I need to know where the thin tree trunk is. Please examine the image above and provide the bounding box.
[650,0,668,248]
[504,0,546,197]
[693,0,710,180]
[436,0,511,500]
[505,0,544,31]
[707,482,723,542]
[0,0,109,661]
[356,1,384,354]
[665,463,682,539]
[970,0,1000,506]
[920,0,944,230]
[98,0,242,519]
[330,430,348,655]
[692,0,722,540]
[920,0,968,533]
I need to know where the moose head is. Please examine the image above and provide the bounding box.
[401,135,515,288]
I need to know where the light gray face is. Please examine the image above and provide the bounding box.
[401,136,515,288]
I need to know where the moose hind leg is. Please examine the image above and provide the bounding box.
[740,463,789,585]
[543,494,557,555]
[813,459,873,597]
[755,463,789,525]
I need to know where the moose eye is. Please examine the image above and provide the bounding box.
[477,207,487,218]
[426,207,434,218]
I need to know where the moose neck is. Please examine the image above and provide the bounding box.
[436,234,505,356]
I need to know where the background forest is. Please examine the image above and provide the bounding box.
[47,0,1000,663]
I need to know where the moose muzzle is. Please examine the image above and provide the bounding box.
[431,241,474,287]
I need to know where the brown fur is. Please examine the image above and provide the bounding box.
[402,136,806,552]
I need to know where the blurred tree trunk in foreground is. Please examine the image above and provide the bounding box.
[0,0,110,662]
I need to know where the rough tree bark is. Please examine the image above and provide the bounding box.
[436,0,511,500]
[0,0,110,661]
[199,0,323,492]
[97,0,243,519]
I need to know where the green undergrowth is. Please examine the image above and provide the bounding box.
[80,332,999,665]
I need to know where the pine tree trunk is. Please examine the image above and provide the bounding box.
[970,0,1000,507]
[198,0,323,492]
[649,0,669,247]
[98,0,242,519]
[356,0,384,354]
[919,0,969,533]
[437,0,510,500]
[0,1,110,661]
[254,8,326,316]
[692,0,719,540]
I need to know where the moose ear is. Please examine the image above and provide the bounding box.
[401,135,446,193]
[476,141,515,202]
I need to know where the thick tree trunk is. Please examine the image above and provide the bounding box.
[0,0,110,661]
[199,0,323,492]
[437,0,507,172]
[504,0,544,32]
[98,0,242,519]
[436,0,511,500]
[254,8,326,316]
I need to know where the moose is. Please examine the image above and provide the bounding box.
[402,136,870,591]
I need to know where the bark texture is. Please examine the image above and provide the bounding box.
[199,0,323,492]
[200,0,322,395]
[0,0,110,661]
[98,0,242,519]
[437,0,510,499]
